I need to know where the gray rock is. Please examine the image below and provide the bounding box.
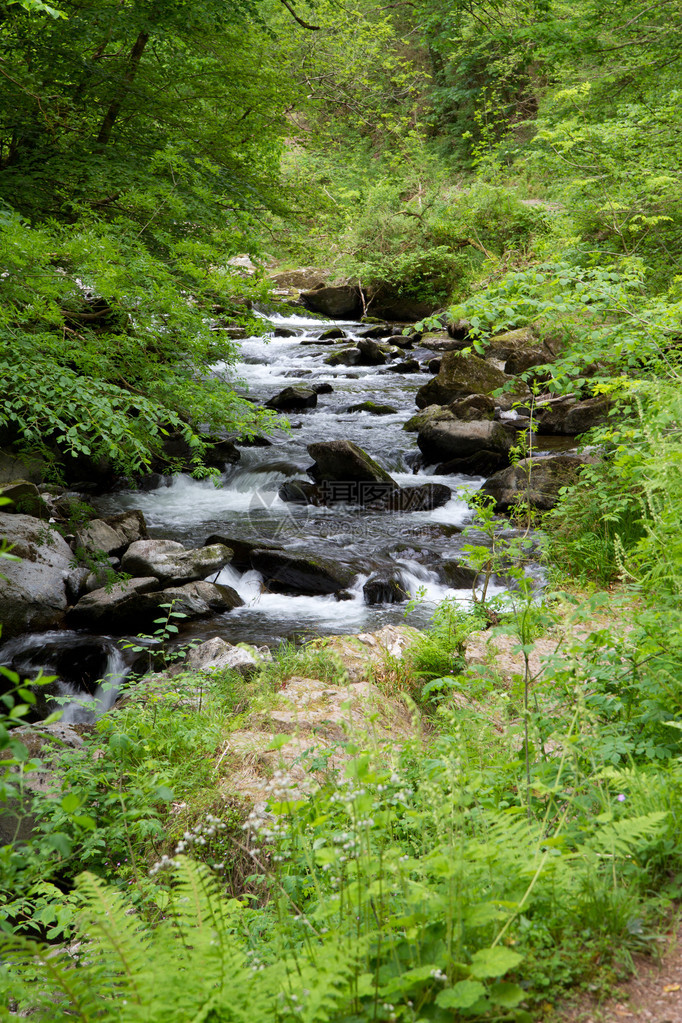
[440,559,478,588]
[398,483,452,511]
[68,577,242,630]
[482,327,554,375]
[278,480,322,504]
[416,351,525,409]
[535,395,611,435]
[324,347,362,367]
[436,451,509,477]
[0,513,74,639]
[318,327,346,340]
[364,288,438,322]
[0,450,46,485]
[358,324,393,339]
[388,359,421,374]
[417,419,512,465]
[481,455,592,512]
[67,576,161,627]
[130,581,243,623]
[265,386,318,411]
[300,284,362,318]
[203,535,283,571]
[74,518,125,557]
[0,480,48,517]
[103,509,148,546]
[419,331,463,353]
[404,396,496,432]
[251,549,356,596]
[204,438,241,467]
[356,338,387,365]
[363,572,409,605]
[185,637,259,677]
[307,440,397,487]
[346,402,398,415]
[121,539,233,585]
[270,267,328,290]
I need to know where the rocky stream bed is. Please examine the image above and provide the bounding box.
[0,302,609,723]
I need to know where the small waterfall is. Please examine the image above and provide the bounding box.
[0,631,130,725]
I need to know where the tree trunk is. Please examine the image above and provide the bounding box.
[96,30,149,147]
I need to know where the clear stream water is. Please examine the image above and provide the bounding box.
[97,311,505,646]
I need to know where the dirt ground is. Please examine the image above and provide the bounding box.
[556,936,682,1022]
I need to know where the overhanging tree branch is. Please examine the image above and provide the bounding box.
[279,0,320,30]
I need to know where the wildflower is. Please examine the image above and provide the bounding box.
[617,793,626,802]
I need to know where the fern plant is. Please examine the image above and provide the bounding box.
[1,857,370,1023]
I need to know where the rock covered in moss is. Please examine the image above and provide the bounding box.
[415,351,524,409]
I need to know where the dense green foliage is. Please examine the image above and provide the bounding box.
[3,0,682,1016]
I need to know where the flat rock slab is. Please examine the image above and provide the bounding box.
[121,539,233,585]
[184,637,263,677]
[68,577,242,630]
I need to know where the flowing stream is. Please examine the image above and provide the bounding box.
[98,311,504,646]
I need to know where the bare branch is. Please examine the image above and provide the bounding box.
[279,0,320,30]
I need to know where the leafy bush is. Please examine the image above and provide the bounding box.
[0,212,275,476]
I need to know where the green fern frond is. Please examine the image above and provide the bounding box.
[75,871,152,1006]
[0,935,101,1021]
[587,811,669,858]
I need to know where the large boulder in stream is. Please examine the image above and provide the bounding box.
[356,338,387,365]
[405,395,496,432]
[535,394,612,435]
[416,351,526,409]
[481,455,592,512]
[324,347,362,367]
[67,577,242,630]
[481,328,554,375]
[251,549,356,596]
[204,535,283,571]
[300,284,363,318]
[121,539,233,585]
[417,419,512,466]
[346,402,398,415]
[265,386,318,411]
[74,509,148,559]
[307,440,396,486]
[0,513,79,639]
[363,572,409,605]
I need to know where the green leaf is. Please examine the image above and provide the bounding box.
[436,980,486,1009]
[46,832,72,857]
[489,981,526,1008]
[61,793,81,814]
[470,946,523,979]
